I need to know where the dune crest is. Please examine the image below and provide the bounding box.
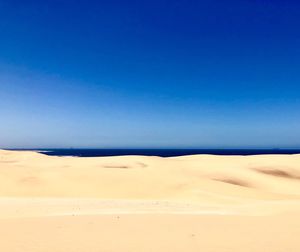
[1,150,300,202]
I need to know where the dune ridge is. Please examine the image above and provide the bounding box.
[1,149,300,201]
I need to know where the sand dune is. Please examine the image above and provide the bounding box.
[1,149,300,251]
[1,150,300,201]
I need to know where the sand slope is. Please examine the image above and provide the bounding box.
[1,149,300,201]
[1,150,300,251]
[2,213,300,252]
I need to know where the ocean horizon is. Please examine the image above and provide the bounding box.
[8,148,300,157]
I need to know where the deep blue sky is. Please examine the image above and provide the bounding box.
[0,0,300,148]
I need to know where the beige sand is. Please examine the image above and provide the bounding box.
[1,149,300,251]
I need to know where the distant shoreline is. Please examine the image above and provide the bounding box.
[6,148,300,157]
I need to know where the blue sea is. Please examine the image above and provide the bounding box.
[13,148,300,157]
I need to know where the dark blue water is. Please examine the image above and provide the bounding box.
[14,148,300,157]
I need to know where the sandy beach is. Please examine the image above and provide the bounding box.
[1,149,300,251]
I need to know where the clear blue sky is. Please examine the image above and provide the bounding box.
[0,0,299,148]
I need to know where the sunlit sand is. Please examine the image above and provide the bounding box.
[1,149,300,251]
